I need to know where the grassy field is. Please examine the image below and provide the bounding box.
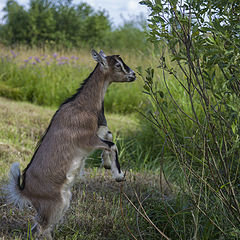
[0,97,172,240]
[0,46,150,114]
[1,45,239,239]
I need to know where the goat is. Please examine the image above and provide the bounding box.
[4,50,136,239]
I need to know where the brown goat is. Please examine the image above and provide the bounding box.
[4,50,136,239]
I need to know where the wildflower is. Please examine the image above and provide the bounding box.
[35,57,41,63]
[42,55,47,61]
[10,50,17,58]
[59,57,69,61]
[53,53,58,58]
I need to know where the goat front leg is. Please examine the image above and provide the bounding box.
[97,125,114,169]
[101,140,125,182]
[97,127,125,182]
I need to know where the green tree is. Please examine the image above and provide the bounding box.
[27,0,56,45]
[2,0,29,44]
[106,14,149,52]
[0,0,112,48]
[79,10,111,47]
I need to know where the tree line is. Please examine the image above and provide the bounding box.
[0,0,148,50]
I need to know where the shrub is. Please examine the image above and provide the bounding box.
[127,0,240,238]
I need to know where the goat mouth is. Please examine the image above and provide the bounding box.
[128,76,136,82]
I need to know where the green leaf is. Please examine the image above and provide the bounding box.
[158,91,164,98]
[146,76,153,84]
[151,68,154,78]
[139,0,151,6]
[143,84,150,92]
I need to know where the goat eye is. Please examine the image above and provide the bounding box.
[115,63,121,69]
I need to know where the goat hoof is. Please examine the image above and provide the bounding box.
[115,173,126,182]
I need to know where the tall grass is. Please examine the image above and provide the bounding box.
[0,46,145,114]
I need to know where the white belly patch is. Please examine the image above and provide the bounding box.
[66,148,90,185]
[61,148,91,205]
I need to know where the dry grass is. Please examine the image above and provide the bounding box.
[0,97,172,239]
[0,168,171,240]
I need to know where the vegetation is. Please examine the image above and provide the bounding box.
[0,47,145,114]
[135,0,240,239]
[0,0,148,51]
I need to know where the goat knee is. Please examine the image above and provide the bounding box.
[97,126,113,141]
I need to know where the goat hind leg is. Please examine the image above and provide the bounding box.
[31,221,52,240]
[32,198,68,240]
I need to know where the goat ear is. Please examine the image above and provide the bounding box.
[91,49,107,66]
[99,50,106,58]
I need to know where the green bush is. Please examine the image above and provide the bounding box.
[132,0,240,239]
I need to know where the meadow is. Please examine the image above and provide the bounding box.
[1,0,239,238]
[0,37,240,239]
[0,46,171,169]
[0,96,172,240]
[1,41,240,239]
[0,46,146,114]
[0,46,176,239]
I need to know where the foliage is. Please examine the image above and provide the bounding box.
[0,0,149,52]
[105,15,149,52]
[135,0,240,239]
[0,0,110,47]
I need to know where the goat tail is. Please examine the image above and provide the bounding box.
[3,162,29,208]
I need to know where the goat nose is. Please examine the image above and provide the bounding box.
[130,71,136,77]
[129,71,136,81]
